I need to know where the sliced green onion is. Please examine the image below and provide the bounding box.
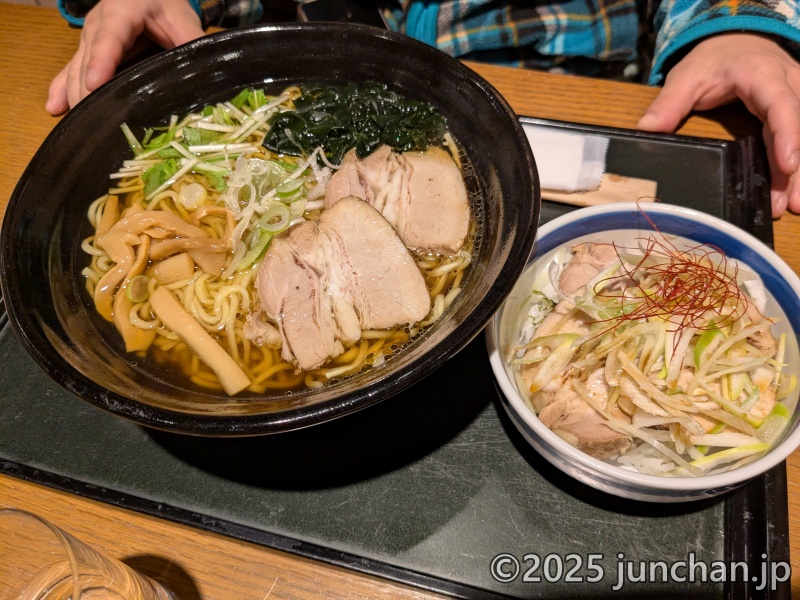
[276,178,304,200]
[756,403,791,444]
[696,422,727,454]
[120,123,144,157]
[689,432,762,448]
[684,443,769,474]
[177,182,207,210]
[258,203,291,234]
[237,230,272,271]
[230,88,252,109]
[126,275,151,303]
[694,327,723,368]
[518,332,579,352]
[777,373,797,401]
[527,337,578,393]
[741,388,760,412]
[250,88,267,110]
[771,333,788,388]
[275,160,299,172]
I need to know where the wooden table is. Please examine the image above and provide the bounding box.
[1,3,798,597]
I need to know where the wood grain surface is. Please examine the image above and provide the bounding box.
[1,3,798,598]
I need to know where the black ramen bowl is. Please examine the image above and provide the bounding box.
[1,23,539,435]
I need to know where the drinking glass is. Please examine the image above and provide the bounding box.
[0,508,174,599]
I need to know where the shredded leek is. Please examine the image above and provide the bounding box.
[515,239,794,477]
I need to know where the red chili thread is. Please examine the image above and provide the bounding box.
[589,210,747,338]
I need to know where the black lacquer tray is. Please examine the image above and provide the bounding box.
[0,119,789,599]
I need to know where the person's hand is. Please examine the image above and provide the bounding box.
[46,0,204,115]
[638,33,800,218]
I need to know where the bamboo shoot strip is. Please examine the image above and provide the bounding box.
[150,286,250,395]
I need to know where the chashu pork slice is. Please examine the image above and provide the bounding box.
[324,145,470,254]
[258,222,344,371]
[527,365,633,459]
[519,242,633,458]
[257,196,430,371]
[320,196,430,330]
[401,149,470,253]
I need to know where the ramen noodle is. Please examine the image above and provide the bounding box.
[82,84,476,395]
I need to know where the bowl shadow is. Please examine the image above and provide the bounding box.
[145,336,496,490]
[491,397,725,517]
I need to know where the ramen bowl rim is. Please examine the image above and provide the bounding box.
[0,22,540,436]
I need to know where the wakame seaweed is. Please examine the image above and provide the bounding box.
[262,82,448,164]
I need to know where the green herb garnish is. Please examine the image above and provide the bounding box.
[142,159,179,198]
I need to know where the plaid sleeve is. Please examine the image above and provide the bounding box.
[197,0,264,27]
[58,0,262,28]
[386,0,641,74]
[650,0,800,83]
